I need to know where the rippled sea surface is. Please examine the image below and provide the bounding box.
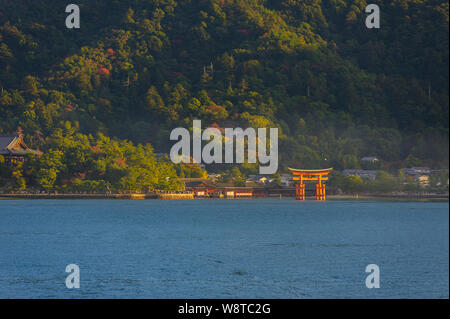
[0,199,448,298]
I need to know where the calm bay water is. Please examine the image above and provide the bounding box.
[0,199,448,298]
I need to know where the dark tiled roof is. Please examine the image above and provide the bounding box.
[0,135,42,156]
[0,136,16,155]
[184,181,207,188]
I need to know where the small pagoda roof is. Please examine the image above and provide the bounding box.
[0,134,42,156]
[288,168,333,174]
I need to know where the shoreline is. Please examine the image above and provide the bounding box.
[326,194,449,202]
[0,193,193,200]
[0,193,448,202]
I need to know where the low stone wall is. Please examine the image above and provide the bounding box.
[0,193,193,200]
[115,194,147,200]
[157,193,194,200]
[0,193,115,199]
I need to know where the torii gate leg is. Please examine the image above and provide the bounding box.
[315,175,326,201]
[296,175,305,200]
[296,184,305,200]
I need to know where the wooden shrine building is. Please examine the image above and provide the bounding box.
[289,168,333,201]
[0,134,42,165]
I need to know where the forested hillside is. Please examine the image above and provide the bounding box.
[0,0,448,190]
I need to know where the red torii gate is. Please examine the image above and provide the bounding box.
[289,168,333,201]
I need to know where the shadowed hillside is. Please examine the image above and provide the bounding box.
[0,0,448,191]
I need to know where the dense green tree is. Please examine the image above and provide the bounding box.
[341,175,364,194]
[0,0,448,190]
